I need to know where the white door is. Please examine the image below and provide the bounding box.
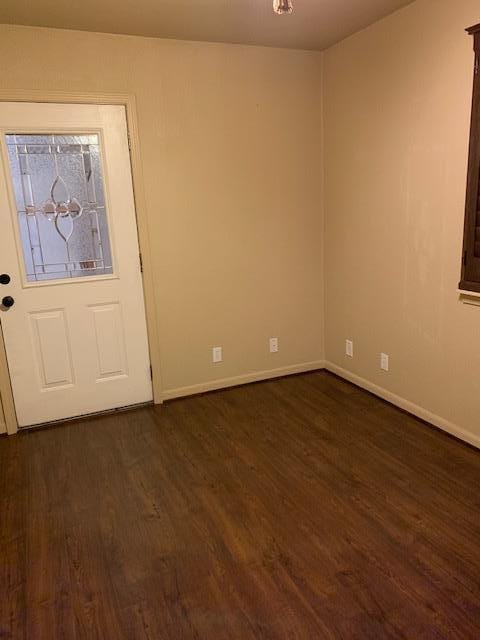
[0,102,153,427]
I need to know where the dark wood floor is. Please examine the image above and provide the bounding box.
[1,371,480,639]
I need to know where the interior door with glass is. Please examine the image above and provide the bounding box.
[0,102,153,427]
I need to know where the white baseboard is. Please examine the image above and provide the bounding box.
[325,361,480,450]
[161,360,326,401]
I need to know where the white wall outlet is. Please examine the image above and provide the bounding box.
[346,339,354,358]
[212,346,223,363]
[380,353,389,371]
[269,337,279,353]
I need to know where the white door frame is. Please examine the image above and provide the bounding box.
[0,91,163,435]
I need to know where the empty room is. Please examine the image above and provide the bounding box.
[0,0,479,637]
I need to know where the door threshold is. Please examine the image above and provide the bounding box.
[18,401,154,432]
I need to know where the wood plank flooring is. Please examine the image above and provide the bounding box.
[1,371,479,639]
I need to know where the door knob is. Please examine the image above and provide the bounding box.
[2,296,14,308]
[0,274,10,285]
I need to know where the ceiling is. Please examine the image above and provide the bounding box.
[0,0,415,51]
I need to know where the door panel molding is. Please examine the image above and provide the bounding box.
[89,302,128,381]
[30,308,75,389]
[0,91,164,434]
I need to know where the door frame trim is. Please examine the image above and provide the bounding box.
[0,90,163,435]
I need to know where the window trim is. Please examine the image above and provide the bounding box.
[459,23,480,294]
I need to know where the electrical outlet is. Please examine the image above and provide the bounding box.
[212,346,222,363]
[380,353,389,371]
[346,339,354,358]
[269,337,279,353]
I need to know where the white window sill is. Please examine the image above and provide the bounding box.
[458,289,480,306]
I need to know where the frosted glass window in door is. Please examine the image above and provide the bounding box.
[5,133,114,282]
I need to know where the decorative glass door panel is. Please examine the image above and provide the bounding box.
[5,133,113,282]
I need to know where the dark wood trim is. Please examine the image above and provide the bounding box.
[466,22,480,36]
[459,279,480,293]
[460,26,480,286]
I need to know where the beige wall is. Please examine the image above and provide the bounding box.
[0,24,325,404]
[324,0,480,445]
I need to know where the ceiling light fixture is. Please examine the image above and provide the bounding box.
[273,0,293,15]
